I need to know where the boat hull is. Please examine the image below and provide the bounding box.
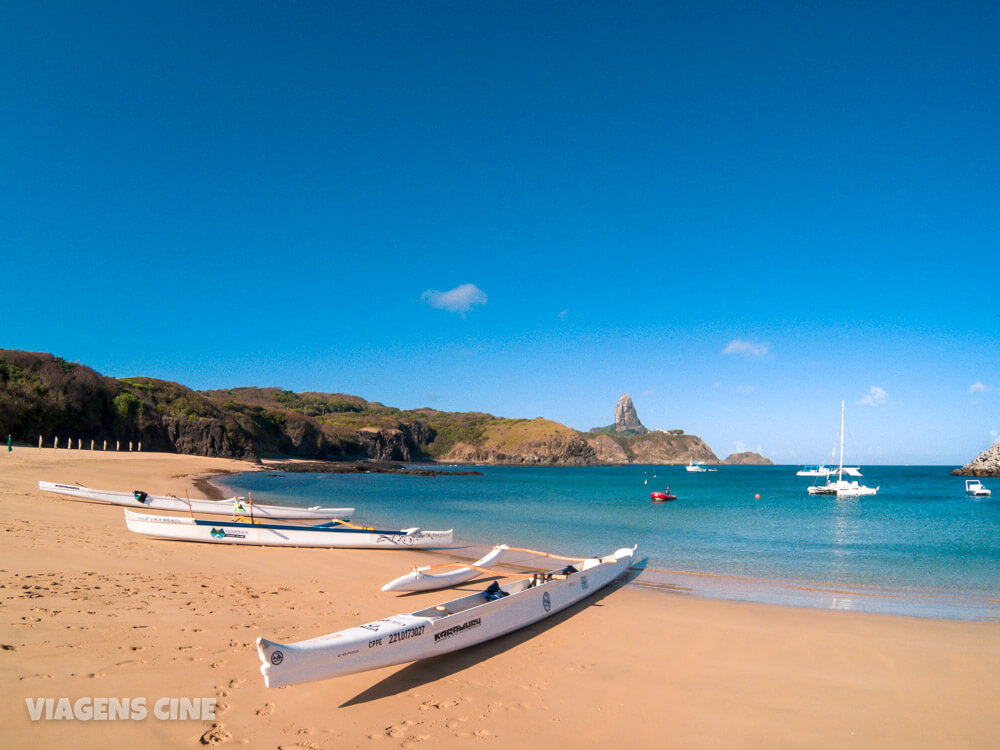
[257,545,636,687]
[808,481,879,497]
[40,481,353,520]
[123,510,452,548]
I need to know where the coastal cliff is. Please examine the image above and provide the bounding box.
[0,349,759,467]
[952,443,1000,477]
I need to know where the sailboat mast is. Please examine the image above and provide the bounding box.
[838,400,845,482]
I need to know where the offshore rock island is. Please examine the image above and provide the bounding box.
[0,350,769,466]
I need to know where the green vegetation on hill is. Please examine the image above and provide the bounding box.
[0,349,732,465]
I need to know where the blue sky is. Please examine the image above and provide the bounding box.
[2,1,997,464]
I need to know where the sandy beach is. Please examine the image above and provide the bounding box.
[2,450,999,748]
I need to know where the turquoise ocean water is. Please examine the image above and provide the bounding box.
[215,465,1000,620]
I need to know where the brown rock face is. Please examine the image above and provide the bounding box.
[614,393,648,434]
[444,434,598,465]
[585,435,629,464]
[628,433,719,464]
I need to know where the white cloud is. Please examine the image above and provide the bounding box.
[733,440,746,453]
[736,384,755,394]
[421,283,487,315]
[722,339,769,357]
[642,388,656,397]
[969,382,990,394]
[858,386,888,407]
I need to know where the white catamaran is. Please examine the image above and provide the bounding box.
[807,401,879,498]
[39,481,353,520]
[256,545,636,687]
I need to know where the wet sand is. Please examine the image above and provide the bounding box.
[2,449,999,748]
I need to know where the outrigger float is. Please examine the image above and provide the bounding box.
[123,510,453,549]
[256,545,636,688]
[39,481,353,520]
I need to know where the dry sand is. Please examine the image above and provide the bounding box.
[1,449,999,748]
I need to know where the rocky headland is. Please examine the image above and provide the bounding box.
[0,350,767,467]
[952,443,1000,477]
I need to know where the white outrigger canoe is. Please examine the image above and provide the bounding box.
[382,544,545,592]
[256,545,636,688]
[39,481,353,520]
[123,510,453,549]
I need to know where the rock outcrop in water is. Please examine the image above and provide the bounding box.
[722,451,773,465]
[614,393,648,434]
[952,443,1000,477]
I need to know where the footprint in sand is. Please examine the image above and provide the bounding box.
[385,720,416,738]
[419,699,460,711]
[228,677,246,689]
[401,736,431,749]
[200,723,231,745]
[255,703,273,717]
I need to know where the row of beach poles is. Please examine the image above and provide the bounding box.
[34,436,142,452]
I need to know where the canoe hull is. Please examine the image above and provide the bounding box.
[257,545,636,688]
[123,510,453,549]
[39,481,353,519]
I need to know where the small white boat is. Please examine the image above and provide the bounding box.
[256,545,636,687]
[123,510,452,548]
[796,465,835,477]
[39,481,353,520]
[686,459,707,473]
[965,479,992,497]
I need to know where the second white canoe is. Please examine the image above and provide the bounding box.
[124,510,453,548]
[40,481,354,520]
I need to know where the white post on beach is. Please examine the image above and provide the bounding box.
[66,438,71,450]
[103,440,107,451]
[90,439,94,451]
[116,440,120,451]
[78,438,82,450]
[129,441,133,452]
[54,437,59,450]
[38,435,42,450]
[138,442,142,452]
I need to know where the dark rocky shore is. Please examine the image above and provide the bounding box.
[263,460,483,477]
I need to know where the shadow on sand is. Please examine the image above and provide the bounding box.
[341,561,646,707]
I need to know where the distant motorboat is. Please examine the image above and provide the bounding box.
[650,490,677,502]
[796,465,835,477]
[965,479,992,497]
[686,459,707,473]
[807,401,879,498]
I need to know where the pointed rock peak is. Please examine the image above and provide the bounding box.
[614,393,648,434]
